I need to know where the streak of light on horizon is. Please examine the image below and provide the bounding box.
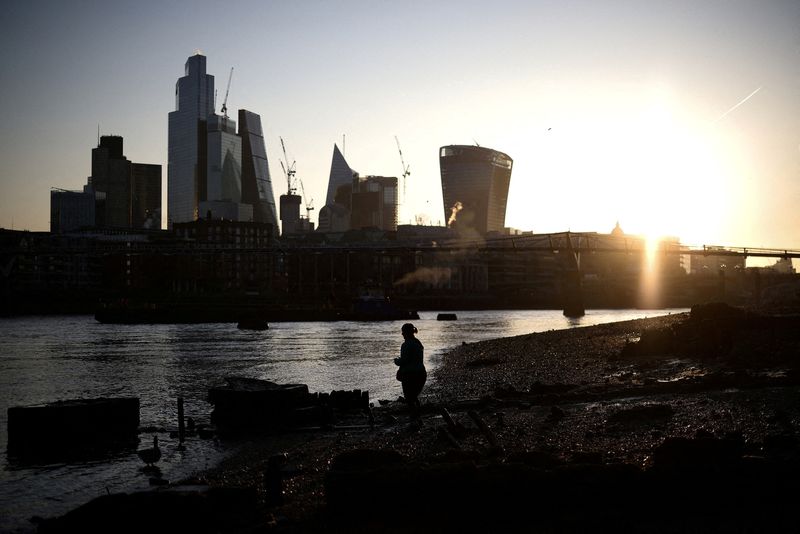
[715,86,762,122]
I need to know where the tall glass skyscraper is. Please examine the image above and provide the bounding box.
[439,145,513,235]
[239,109,279,229]
[168,54,215,224]
[206,114,242,203]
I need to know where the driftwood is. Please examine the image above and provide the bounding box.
[438,406,467,438]
[439,406,458,432]
[437,427,462,449]
[468,410,503,453]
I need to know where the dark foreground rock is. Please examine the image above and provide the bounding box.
[8,397,140,462]
[37,486,263,534]
[324,443,798,532]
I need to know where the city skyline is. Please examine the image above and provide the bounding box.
[1,1,798,252]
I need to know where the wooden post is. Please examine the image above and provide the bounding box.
[177,397,185,444]
[366,406,375,430]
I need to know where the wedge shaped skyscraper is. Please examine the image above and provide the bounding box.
[325,144,356,206]
[439,145,513,235]
[239,110,278,229]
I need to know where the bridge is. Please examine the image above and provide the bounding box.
[407,232,800,260]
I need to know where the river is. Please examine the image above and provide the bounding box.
[0,308,685,531]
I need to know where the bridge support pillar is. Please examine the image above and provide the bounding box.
[561,269,585,317]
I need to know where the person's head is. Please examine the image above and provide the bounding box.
[401,323,417,338]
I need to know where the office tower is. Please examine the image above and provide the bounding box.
[325,144,356,206]
[168,53,215,224]
[200,113,257,221]
[439,145,513,235]
[50,186,95,233]
[204,114,242,200]
[239,109,279,229]
[131,163,161,229]
[90,135,131,227]
[280,193,302,235]
[350,175,398,231]
[86,135,162,229]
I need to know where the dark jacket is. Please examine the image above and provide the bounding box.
[394,337,426,380]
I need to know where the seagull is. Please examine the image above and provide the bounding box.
[137,435,161,467]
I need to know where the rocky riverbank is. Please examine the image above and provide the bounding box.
[40,304,800,532]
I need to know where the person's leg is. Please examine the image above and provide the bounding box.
[402,375,425,417]
[413,374,427,408]
[401,378,418,405]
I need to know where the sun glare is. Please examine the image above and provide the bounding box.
[510,88,733,248]
[610,96,730,246]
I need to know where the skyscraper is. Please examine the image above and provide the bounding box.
[200,113,252,221]
[205,114,242,204]
[350,175,398,231]
[325,144,356,206]
[239,109,279,229]
[87,135,161,229]
[168,54,215,224]
[130,163,161,228]
[439,145,513,235]
[90,135,130,227]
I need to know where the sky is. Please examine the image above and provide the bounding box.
[1,0,798,251]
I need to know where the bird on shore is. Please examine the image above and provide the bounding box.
[137,435,161,467]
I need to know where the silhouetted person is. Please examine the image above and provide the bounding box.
[394,323,426,417]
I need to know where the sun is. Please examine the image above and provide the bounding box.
[504,87,734,247]
[611,99,730,247]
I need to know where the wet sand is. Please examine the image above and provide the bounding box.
[41,307,800,532]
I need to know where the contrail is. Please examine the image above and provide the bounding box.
[715,86,762,122]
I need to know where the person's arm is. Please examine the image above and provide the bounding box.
[394,342,408,366]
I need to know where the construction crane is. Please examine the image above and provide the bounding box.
[279,136,296,195]
[299,177,314,221]
[220,67,234,118]
[395,135,411,205]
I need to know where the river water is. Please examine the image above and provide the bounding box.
[0,309,684,531]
